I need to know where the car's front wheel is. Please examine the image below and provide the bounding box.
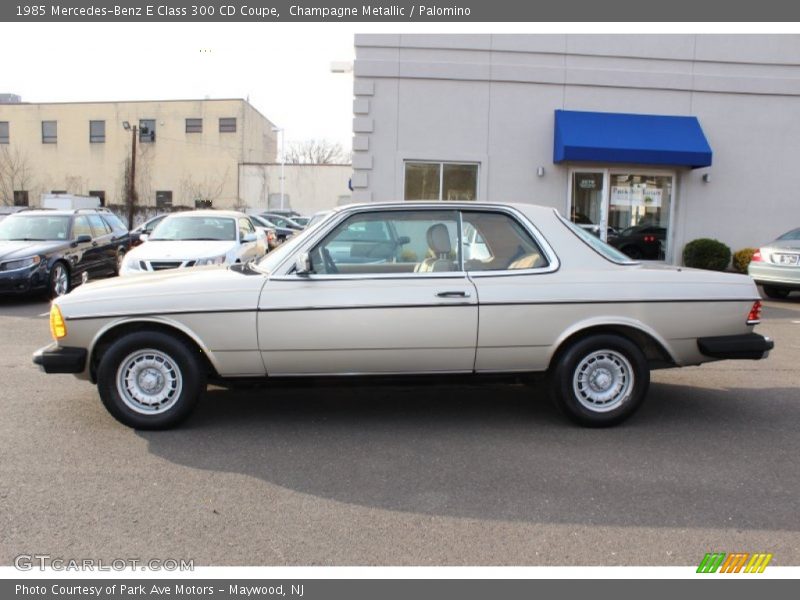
[550,334,649,427]
[96,331,206,429]
[48,261,70,298]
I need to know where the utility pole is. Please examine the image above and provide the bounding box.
[123,121,138,229]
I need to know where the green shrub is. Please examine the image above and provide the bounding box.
[732,247,758,273]
[682,238,732,271]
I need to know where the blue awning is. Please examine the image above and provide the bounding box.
[553,110,712,169]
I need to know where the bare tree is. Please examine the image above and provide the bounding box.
[180,168,229,209]
[0,146,34,206]
[284,139,351,165]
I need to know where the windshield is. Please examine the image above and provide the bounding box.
[559,215,638,264]
[150,216,236,241]
[0,215,71,241]
[253,221,326,273]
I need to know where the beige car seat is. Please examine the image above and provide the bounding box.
[415,223,456,272]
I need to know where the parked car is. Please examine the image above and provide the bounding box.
[305,210,333,230]
[34,202,772,430]
[259,213,304,230]
[748,227,800,298]
[0,208,129,298]
[608,224,667,260]
[290,216,311,228]
[119,210,266,275]
[250,219,279,251]
[130,214,167,247]
[251,215,296,244]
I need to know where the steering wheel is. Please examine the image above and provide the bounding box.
[321,247,339,274]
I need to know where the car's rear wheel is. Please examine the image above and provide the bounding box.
[762,285,791,299]
[550,334,649,427]
[48,261,70,298]
[96,331,206,429]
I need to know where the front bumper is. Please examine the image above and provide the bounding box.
[33,343,87,374]
[697,333,774,361]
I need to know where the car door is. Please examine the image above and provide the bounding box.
[86,213,116,273]
[68,215,101,279]
[460,209,560,372]
[257,208,478,375]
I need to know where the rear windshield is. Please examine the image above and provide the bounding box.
[777,228,800,241]
[558,214,638,264]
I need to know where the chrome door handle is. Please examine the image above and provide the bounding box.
[436,291,470,298]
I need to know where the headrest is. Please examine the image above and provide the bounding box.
[426,223,452,255]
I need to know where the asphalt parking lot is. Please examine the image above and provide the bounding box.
[1,293,799,566]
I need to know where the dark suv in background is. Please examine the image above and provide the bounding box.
[0,208,130,298]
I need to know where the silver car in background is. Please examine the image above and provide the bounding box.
[748,227,800,299]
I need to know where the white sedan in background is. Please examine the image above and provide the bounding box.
[120,210,266,275]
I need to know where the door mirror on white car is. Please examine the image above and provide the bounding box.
[294,252,312,275]
[139,234,149,243]
[242,233,257,243]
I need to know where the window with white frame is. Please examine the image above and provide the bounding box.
[404,161,478,201]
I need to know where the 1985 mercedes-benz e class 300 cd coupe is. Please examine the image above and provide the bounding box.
[34,202,773,429]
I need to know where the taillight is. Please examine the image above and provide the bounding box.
[747,300,762,325]
[643,235,656,243]
[751,250,763,262]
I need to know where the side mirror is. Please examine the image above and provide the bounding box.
[396,235,411,245]
[139,233,149,243]
[242,233,257,243]
[74,234,92,244]
[294,252,312,276]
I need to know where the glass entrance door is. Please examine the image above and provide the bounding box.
[569,169,675,261]
[569,171,606,239]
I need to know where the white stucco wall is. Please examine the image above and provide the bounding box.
[238,163,352,216]
[352,34,800,262]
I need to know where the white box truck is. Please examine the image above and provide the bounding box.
[40,194,101,210]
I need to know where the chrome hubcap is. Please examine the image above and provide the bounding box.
[573,350,634,412]
[52,266,68,296]
[116,349,182,415]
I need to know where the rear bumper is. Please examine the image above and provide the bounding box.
[748,263,800,288]
[697,333,774,360]
[33,343,87,374]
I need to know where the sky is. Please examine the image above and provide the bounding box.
[1,23,356,153]
[3,22,794,159]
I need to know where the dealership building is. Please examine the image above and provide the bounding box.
[350,34,800,263]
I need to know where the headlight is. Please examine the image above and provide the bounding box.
[1,256,41,271]
[196,254,226,266]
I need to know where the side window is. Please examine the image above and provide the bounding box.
[72,216,93,239]
[101,213,127,234]
[238,218,254,239]
[462,211,548,271]
[309,210,460,275]
[87,214,111,237]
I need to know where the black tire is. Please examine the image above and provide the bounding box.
[550,334,649,427]
[114,247,126,275]
[762,285,790,299]
[96,331,206,429]
[47,261,70,298]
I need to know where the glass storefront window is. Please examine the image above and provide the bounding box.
[569,169,674,261]
[404,162,478,201]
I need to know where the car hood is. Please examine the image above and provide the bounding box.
[0,240,68,261]
[56,265,266,318]
[128,240,238,261]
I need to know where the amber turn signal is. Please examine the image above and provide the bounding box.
[50,304,67,339]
